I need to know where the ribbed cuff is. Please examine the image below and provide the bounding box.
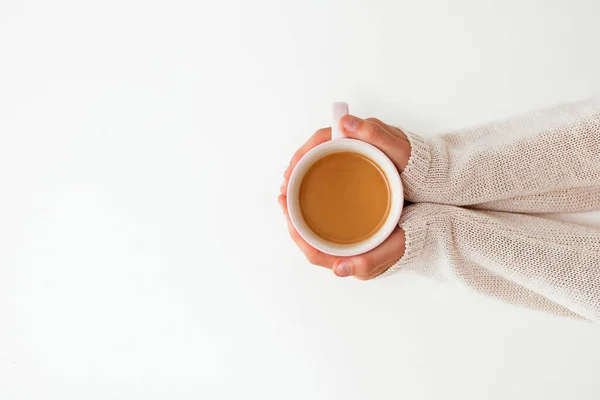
[378,204,436,277]
[400,130,432,202]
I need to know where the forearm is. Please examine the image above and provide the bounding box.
[401,98,600,212]
[385,203,600,321]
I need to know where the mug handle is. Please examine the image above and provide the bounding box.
[331,102,349,140]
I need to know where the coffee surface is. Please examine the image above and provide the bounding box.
[299,151,390,244]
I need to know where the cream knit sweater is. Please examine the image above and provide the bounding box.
[386,98,600,322]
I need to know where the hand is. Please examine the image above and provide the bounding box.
[278,115,411,280]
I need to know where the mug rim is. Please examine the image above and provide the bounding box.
[286,138,404,257]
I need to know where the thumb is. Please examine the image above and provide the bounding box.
[339,115,410,172]
[332,226,406,280]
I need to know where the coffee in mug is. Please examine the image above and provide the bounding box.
[299,151,391,244]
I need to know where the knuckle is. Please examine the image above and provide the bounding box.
[305,251,321,266]
[316,127,329,135]
[288,226,301,241]
[353,258,374,276]
[361,122,380,141]
[290,152,302,166]
[365,117,382,125]
[313,127,332,143]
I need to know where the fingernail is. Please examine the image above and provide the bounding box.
[342,116,359,132]
[280,180,286,194]
[334,261,353,277]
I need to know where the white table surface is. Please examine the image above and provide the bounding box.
[1,1,599,399]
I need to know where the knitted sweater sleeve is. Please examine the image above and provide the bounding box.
[384,203,600,321]
[401,98,600,213]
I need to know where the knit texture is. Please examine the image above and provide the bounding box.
[387,98,600,321]
[401,98,600,213]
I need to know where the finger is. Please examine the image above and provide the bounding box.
[284,127,331,182]
[278,195,337,269]
[354,227,406,280]
[332,226,405,279]
[340,115,410,172]
[365,117,408,141]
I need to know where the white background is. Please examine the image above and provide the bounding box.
[1,0,599,399]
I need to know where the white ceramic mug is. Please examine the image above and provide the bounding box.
[286,102,404,257]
